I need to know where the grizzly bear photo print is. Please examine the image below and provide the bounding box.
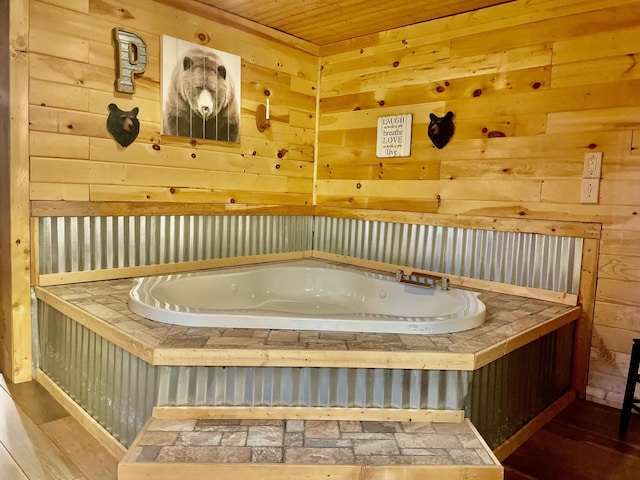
[161,36,241,143]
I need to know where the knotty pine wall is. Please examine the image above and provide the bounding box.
[318,0,640,408]
[14,0,640,407]
[28,0,317,205]
[0,0,9,377]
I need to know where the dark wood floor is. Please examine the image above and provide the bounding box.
[2,371,639,480]
[503,399,640,480]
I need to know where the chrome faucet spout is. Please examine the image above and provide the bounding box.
[395,269,404,282]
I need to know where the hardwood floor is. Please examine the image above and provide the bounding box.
[1,371,638,480]
[503,398,640,480]
[0,373,119,480]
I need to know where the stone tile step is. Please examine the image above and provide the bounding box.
[118,412,503,480]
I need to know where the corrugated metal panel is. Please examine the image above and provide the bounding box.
[155,366,470,410]
[37,303,158,447]
[38,215,313,274]
[466,322,574,448]
[314,217,582,294]
[39,214,582,295]
[37,301,575,449]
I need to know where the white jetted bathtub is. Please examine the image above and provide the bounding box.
[128,260,486,334]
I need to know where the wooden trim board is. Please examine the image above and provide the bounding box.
[152,406,465,423]
[31,201,601,239]
[35,369,127,460]
[152,347,477,370]
[493,390,576,461]
[573,237,600,397]
[38,251,312,286]
[118,463,504,480]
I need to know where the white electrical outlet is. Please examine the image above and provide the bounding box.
[583,152,602,178]
[581,178,600,203]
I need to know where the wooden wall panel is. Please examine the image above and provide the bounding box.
[28,0,317,206]
[1,0,32,382]
[318,0,640,407]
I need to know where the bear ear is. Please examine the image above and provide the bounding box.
[217,65,227,80]
[131,107,139,116]
[108,103,118,112]
[429,113,437,121]
[183,56,192,70]
[444,111,454,120]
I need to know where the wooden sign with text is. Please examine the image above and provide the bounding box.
[376,114,412,158]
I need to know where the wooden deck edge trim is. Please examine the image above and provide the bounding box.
[35,368,128,460]
[312,252,579,305]
[151,406,465,423]
[37,251,313,286]
[152,347,477,370]
[118,461,503,480]
[465,418,502,467]
[313,206,602,239]
[492,390,577,462]
[30,201,316,218]
[573,237,599,397]
[31,201,601,239]
[34,286,157,364]
[119,416,154,465]
[473,306,581,369]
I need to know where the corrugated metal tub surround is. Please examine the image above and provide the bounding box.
[38,214,313,274]
[313,216,583,294]
[34,212,583,451]
[37,214,583,298]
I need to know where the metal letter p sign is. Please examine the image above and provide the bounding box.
[113,28,148,94]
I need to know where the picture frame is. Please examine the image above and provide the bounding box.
[161,35,241,143]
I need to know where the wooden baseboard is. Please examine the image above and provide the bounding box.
[493,390,576,461]
[35,369,128,460]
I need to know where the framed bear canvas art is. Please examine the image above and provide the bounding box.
[161,36,241,143]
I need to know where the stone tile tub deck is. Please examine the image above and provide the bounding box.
[34,277,579,371]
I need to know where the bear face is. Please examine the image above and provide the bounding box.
[107,103,140,148]
[428,111,455,149]
[163,48,240,143]
[179,53,229,120]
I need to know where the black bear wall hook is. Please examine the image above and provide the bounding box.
[428,111,455,149]
[107,103,140,147]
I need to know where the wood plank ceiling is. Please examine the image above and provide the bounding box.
[191,0,514,45]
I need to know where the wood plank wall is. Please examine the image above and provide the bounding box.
[28,0,317,206]
[318,0,640,408]
[0,0,9,378]
[1,0,32,383]
[20,0,640,407]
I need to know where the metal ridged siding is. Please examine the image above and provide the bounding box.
[38,303,158,447]
[38,215,313,274]
[39,214,581,296]
[38,301,574,448]
[466,322,575,449]
[38,302,469,447]
[156,366,470,410]
[314,217,582,294]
